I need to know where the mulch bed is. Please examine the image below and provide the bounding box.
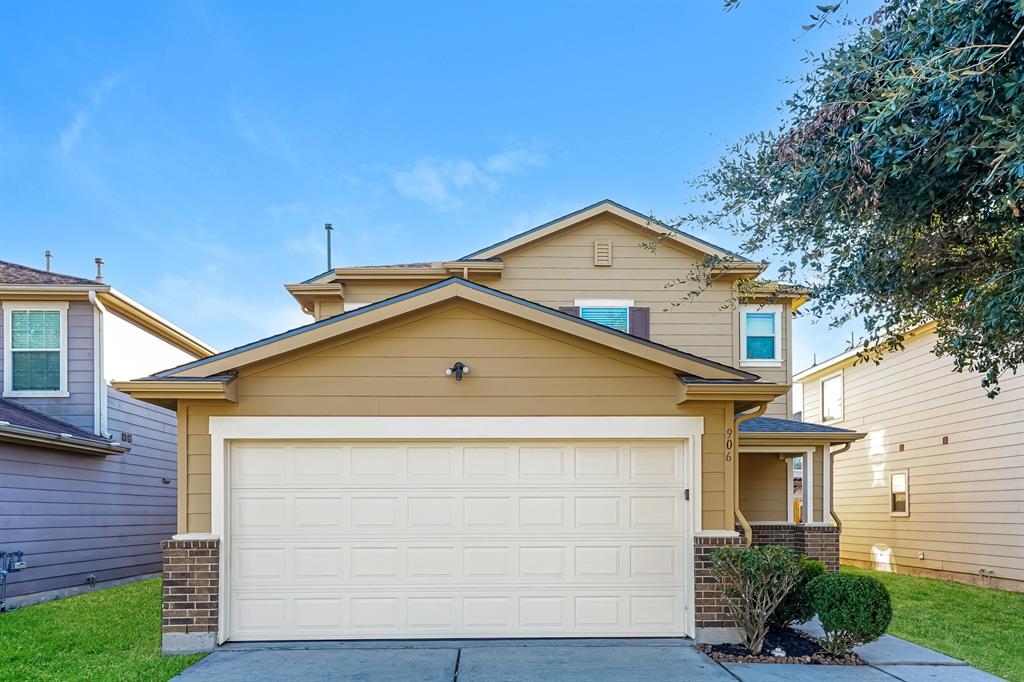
[697,627,864,665]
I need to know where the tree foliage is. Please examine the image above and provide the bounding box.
[687,0,1024,395]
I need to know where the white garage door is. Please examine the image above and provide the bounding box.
[227,440,690,640]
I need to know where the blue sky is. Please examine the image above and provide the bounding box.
[1,0,871,372]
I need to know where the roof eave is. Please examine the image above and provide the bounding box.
[793,321,938,383]
[111,377,238,408]
[739,430,866,446]
[0,284,111,299]
[463,200,754,264]
[0,424,130,456]
[99,290,216,358]
[153,278,758,382]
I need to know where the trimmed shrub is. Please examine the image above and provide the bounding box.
[809,572,892,655]
[710,545,800,655]
[769,557,826,629]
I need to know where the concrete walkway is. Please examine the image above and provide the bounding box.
[172,634,1006,681]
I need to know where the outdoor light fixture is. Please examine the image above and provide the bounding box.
[445,362,470,381]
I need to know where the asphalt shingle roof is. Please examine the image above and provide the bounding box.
[0,398,113,443]
[0,260,99,286]
[739,416,856,434]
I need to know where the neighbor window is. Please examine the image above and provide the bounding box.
[821,372,844,422]
[890,470,909,517]
[739,304,782,366]
[3,302,68,396]
[575,299,633,333]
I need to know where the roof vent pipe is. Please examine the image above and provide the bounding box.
[44,250,52,271]
[325,223,334,270]
[94,257,104,282]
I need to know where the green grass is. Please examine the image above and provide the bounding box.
[0,578,204,681]
[843,566,1024,682]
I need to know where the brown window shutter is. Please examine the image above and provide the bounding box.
[559,306,581,317]
[628,306,650,339]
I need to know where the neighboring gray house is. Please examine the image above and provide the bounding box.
[0,260,213,607]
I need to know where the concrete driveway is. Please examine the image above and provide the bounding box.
[172,638,1006,682]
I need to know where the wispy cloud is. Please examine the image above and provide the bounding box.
[392,148,547,208]
[58,72,122,158]
[145,263,310,351]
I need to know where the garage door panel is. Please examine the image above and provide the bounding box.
[228,440,689,640]
[231,490,682,537]
[228,588,685,639]
[230,540,685,587]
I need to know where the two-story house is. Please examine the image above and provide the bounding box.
[0,259,213,609]
[117,200,863,653]
[796,323,1023,592]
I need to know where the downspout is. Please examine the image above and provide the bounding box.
[88,291,108,436]
[827,442,852,531]
[733,402,768,547]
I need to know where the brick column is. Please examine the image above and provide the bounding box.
[161,538,219,654]
[693,533,743,643]
[798,525,840,572]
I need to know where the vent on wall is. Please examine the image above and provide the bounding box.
[594,240,613,266]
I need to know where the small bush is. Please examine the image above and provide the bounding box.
[809,572,892,654]
[769,557,826,629]
[710,545,800,655]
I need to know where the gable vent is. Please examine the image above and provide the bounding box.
[593,240,613,266]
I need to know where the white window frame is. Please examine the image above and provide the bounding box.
[574,298,634,333]
[889,469,910,517]
[739,304,782,367]
[3,301,70,398]
[820,371,844,422]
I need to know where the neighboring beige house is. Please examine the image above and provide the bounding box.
[117,200,863,653]
[796,323,1024,592]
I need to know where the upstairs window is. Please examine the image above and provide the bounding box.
[821,372,844,422]
[739,304,782,366]
[574,299,633,333]
[4,302,68,396]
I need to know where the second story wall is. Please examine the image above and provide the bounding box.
[0,300,96,431]
[334,213,793,417]
[800,329,1024,587]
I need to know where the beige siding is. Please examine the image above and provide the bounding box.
[179,301,738,533]
[801,331,1024,588]
[337,215,791,416]
[740,452,789,522]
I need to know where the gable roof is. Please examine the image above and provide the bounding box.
[0,260,102,287]
[0,398,129,455]
[148,277,761,381]
[461,199,757,265]
[297,200,762,288]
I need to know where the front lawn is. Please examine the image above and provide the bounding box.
[0,578,203,681]
[843,565,1024,682]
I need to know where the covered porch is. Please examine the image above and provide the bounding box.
[737,416,865,569]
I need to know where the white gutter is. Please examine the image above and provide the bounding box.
[88,291,108,436]
[0,421,128,456]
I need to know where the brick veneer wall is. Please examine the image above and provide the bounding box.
[694,534,744,636]
[799,525,840,572]
[161,538,219,654]
[747,523,800,551]
[695,525,840,641]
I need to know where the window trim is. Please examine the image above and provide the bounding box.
[889,469,910,517]
[574,298,634,333]
[739,304,782,367]
[3,301,70,398]
[820,371,844,422]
